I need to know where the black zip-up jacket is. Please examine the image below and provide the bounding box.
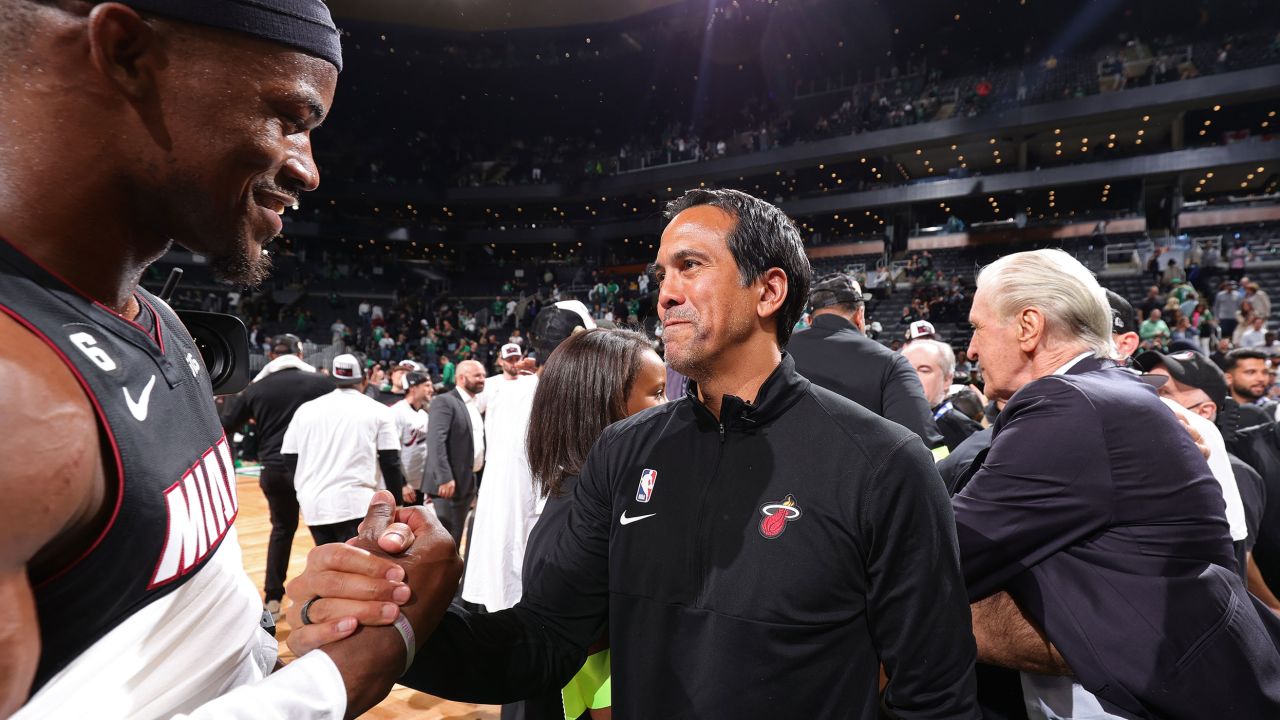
[789,313,942,447]
[407,354,978,718]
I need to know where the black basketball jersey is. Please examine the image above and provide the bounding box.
[0,237,239,692]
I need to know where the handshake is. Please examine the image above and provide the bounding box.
[283,490,460,717]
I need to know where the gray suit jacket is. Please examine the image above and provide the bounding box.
[424,389,478,497]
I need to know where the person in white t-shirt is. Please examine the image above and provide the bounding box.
[391,372,433,499]
[283,354,409,543]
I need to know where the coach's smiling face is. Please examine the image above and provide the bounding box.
[653,206,762,382]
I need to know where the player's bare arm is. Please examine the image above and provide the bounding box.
[0,313,111,715]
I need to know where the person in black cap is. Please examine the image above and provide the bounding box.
[1105,289,1142,361]
[788,273,941,446]
[0,1,458,716]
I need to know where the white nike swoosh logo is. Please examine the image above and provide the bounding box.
[619,511,657,526]
[123,374,157,422]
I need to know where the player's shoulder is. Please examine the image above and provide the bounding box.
[0,311,104,551]
[0,310,95,428]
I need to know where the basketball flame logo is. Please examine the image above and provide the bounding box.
[758,494,802,539]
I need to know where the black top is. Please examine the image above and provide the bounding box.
[373,387,406,407]
[1239,401,1275,429]
[407,354,979,718]
[505,477,584,720]
[937,426,994,495]
[221,367,333,467]
[934,403,983,452]
[0,236,238,692]
[788,313,941,446]
[1231,454,1266,578]
[1227,420,1280,586]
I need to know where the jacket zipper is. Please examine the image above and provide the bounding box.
[692,422,727,607]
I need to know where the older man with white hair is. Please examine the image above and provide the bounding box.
[903,339,981,451]
[953,249,1280,719]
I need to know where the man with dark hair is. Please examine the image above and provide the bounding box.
[0,2,459,716]
[221,333,334,620]
[1225,348,1276,426]
[788,273,939,445]
[287,188,980,718]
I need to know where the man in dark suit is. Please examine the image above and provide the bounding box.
[789,274,939,446]
[425,359,487,543]
[956,249,1280,719]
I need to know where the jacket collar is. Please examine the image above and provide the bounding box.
[1061,354,1112,376]
[684,352,810,431]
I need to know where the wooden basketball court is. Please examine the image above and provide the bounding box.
[234,471,500,719]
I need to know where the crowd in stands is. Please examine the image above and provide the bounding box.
[163,209,1280,406]
[332,24,1278,192]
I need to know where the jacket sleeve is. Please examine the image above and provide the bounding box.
[220,388,253,433]
[951,378,1113,601]
[865,436,980,719]
[423,396,455,493]
[400,428,616,703]
[883,355,945,447]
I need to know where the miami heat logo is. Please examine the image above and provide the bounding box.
[758,495,801,539]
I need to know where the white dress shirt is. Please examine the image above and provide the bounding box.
[456,386,486,472]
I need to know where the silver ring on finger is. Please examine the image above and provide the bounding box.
[301,596,323,626]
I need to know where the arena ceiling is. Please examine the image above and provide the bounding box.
[327,0,683,32]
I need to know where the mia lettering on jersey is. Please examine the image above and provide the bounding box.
[148,436,239,587]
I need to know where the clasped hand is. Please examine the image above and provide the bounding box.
[285,490,444,657]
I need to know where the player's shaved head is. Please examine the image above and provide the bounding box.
[457,360,484,375]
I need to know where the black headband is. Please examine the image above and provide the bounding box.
[123,0,342,72]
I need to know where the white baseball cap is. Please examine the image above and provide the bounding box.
[331,354,364,386]
[500,342,523,359]
[906,320,938,341]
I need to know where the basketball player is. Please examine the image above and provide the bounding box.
[0,1,458,717]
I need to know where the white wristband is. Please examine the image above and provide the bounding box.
[392,612,416,676]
